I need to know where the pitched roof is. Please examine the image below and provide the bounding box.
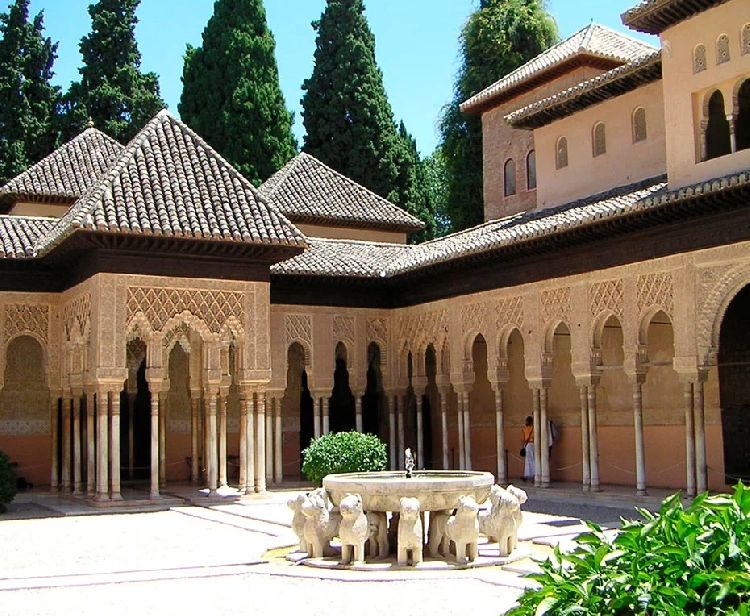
[506,50,662,130]
[621,0,728,35]
[0,216,56,259]
[0,128,124,211]
[37,110,307,256]
[461,23,657,115]
[259,153,425,233]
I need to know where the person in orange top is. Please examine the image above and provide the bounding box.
[522,415,534,482]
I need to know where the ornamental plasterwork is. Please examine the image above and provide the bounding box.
[62,293,91,343]
[127,287,244,334]
[5,304,49,343]
[366,317,387,346]
[397,310,449,351]
[696,263,750,355]
[461,302,488,337]
[495,296,524,330]
[540,287,571,324]
[589,279,624,319]
[286,314,312,347]
[333,315,355,345]
[637,272,674,319]
[0,419,49,435]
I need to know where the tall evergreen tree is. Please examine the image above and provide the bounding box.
[60,0,165,144]
[0,0,59,185]
[393,122,434,244]
[301,0,401,203]
[438,0,558,232]
[179,0,297,187]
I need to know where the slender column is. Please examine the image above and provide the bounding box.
[96,390,110,501]
[313,397,321,439]
[207,391,218,494]
[457,393,465,470]
[265,397,273,484]
[494,388,506,485]
[540,387,550,487]
[416,394,424,469]
[219,391,228,487]
[396,395,405,469]
[462,391,472,471]
[684,382,696,497]
[126,393,135,481]
[633,381,647,496]
[50,396,59,492]
[580,386,591,492]
[694,380,707,493]
[61,396,72,491]
[255,393,266,493]
[110,391,122,501]
[203,398,210,486]
[149,389,160,499]
[274,399,283,485]
[388,394,396,470]
[355,394,363,433]
[73,396,83,495]
[239,394,247,492]
[532,388,541,487]
[440,390,449,471]
[244,393,255,494]
[322,397,330,435]
[728,115,737,153]
[159,391,167,489]
[190,395,200,484]
[588,385,601,492]
[86,392,95,496]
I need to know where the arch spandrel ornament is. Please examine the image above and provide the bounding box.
[286,314,313,370]
[333,316,355,346]
[62,293,91,344]
[637,272,674,321]
[540,287,571,325]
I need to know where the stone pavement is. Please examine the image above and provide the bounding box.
[0,483,667,616]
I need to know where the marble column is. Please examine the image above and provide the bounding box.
[588,385,601,492]
[388,394,396,470]
[694,379,707,493]
[255,393,267,493]
[265,397,273,485]
[190,394,200,484]
[239,393,247,492]
[440,389,449,471]
[415,394,424,469]
[96,390,109,501]
[126,392,136,481]
[49,396,59,492]
[396,395,405,470]
[274,399,283,485]
[579,386,591,492]
[355,394,363,433]
[159,391,167,490]
[245,393,255,494]
[313,397,321,439]
[462,391,472,471]
[494,387,506,485]
[73,395,83,496]
[61,395,71,491]
[86,392,96,496]
[457,393,465,470]
[207,391,218,495]
[219,391,228,487]
[532,388,541,487]
[540,387,550,488]
[684,382,696,498]
[322,397,330,435]
[633,380,647,496]
[149,388,160,499]
[110,391,122,501]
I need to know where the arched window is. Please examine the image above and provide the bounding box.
[633,107,647,142]
[555,137,568,170]
[592,122,606,157]
[743,24,750,56]
[716,34,730,65]
[705,90,731,160]
[526,150,537,190]
[694,44,707,73]
[504,159,516,196]
[737,79,750,151]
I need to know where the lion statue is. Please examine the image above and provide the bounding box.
[301,488,340,558]
[445,495,480,562]
[397,497,423,567]
[338,493,369,565]
[480,485,518,557]
[287,493,308,553]
[366,511,389,559]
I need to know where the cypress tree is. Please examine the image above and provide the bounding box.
[0,0,59,185]
[438,0,558,232]
[393,121,435,244]
[179,0,296,186]
[60,0,165,143]
[301,0,401,203]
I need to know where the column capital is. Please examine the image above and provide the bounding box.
[574,374,601,388]
[452,382,474,394]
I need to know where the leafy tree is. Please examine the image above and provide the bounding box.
[439,0,558,232]
[59,0,165,143]
[423,151,451,238]
[179,0,297,186]
[0,0,59,185]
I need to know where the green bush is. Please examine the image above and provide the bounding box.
[0,450,17,513]
[508,483,750,615]
[302,431,387,486]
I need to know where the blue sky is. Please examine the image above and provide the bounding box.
[25,0,657,156]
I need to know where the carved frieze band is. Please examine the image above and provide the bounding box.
[397,310,449,350]
[589,279,624,319]
[5,304,50,343]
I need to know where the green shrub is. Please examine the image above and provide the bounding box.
[302,431,387,486]
[0,450,17,513]
[508,483,750,615]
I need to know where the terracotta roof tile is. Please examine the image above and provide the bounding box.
[0,128,123,208]
[461,23,657,114]
[260,153,424,232]
[0,215,56,259]
[37,111,307,255]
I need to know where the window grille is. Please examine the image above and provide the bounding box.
[694,44,707,73]
[556,137,568,170]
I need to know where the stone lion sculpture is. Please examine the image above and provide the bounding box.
[287,493,308,553]
[445,495,480,562]
[397,497,423,567]
[480,485,518,557]
[505,484,528,551]
[338,493,369,565]
[301,488,340,558]
[366,511,389,559]
[427,510,452,558]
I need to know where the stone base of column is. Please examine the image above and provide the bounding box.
[94,494,110,502]
[636,488,647,497]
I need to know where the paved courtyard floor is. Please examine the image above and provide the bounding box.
[0,484,666,616]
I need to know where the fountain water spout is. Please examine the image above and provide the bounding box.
[404,448,415,478]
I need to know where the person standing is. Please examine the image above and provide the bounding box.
[522,416,534,482]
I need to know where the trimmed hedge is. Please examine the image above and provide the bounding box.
[0,450,17,513]
[302,431,387,486]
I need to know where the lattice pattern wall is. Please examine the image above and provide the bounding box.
[590,279,624,319]
[5,304,49,342]
[637,272,674,319]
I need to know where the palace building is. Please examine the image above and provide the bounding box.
[0,0,749,504]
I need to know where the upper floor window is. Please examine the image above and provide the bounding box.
[555,137,568,170]
[633,107,648,143]
[526,150,537,190]
[694,44,707,73]
[705,90,731,160]
[504,159,516,196]
[717,34,731,65]
[592,122,606,157]
[743,24,750,56]
[737,79,750,151]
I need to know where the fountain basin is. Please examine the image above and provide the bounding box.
[323,470,494,512]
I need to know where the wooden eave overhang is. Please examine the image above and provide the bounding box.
[288,213,424,234]
[0,193,77,214]
[621,0,729,35]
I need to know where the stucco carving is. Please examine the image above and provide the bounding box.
[697,263,750,360]
[540,287,571,324]
[589,279,624,319]
[62,293,91,343]
[495,296,524,330]
[333,316,355,345]
[367,317,387,345]
[462,303,488,338]
[637,272,674,319]
[5,304,49,344]
[286,314,312,348]
[397,310,449,353]
[0,419,49,435]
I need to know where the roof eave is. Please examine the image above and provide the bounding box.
[621,0,729,35]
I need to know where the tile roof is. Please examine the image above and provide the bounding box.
[461,23,657,114]
[621,0,728,35]
[506,50,662,130]
[0,215,56,259]
[260,153,424,233]
[0,128,124,210]
[37,110,307,255]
